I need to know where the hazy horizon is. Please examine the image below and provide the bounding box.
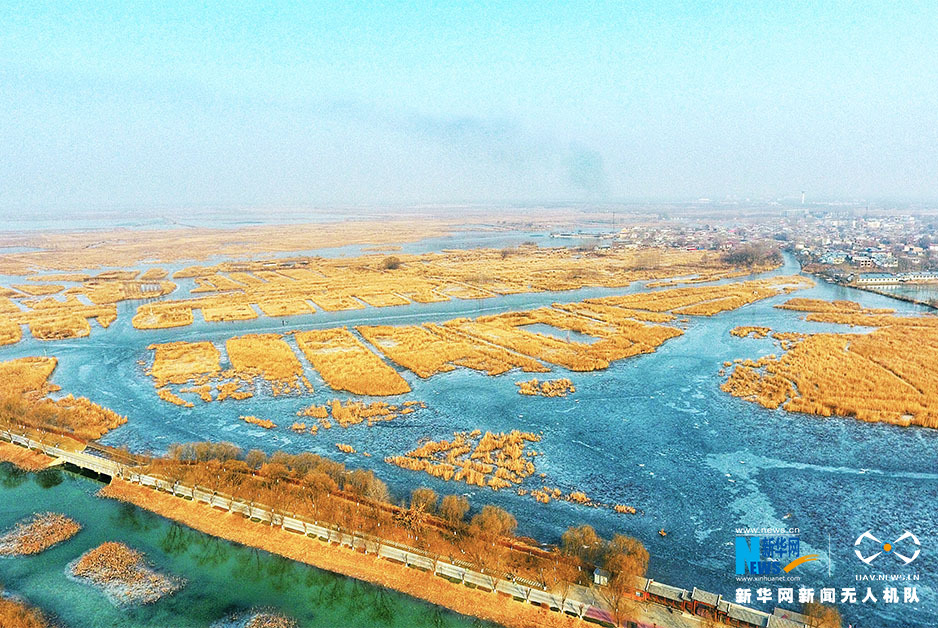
[2,1,937,215]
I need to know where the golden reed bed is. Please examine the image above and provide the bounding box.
[723,299,938,428]
[0,357,127,442]
[146,276,810,403]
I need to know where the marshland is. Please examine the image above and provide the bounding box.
[2,243,938,628]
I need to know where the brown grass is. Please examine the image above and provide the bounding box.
[516,378,575,397]
[0,595,47,628]
[123,246,780,329]
[448,306,683,372]
[12,284,65,296]
[201,302,258,323]
[225,334,311,395]
[241,416,276,429]
[730,326,771,338]
[148,341,221,386]
[0,440,56,471]
[0,512,81,556]
[358,323,548,378]
[387,430,540,491]
[723,311,938,428]
[0,357,126,441]
[588,275,812,315]
[132,303,194,329]
[294,328,410,396]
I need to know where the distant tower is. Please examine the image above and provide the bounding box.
[801,191,806,205]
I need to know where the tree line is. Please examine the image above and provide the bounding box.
[149,441,649,617]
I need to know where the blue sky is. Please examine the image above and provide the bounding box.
[1,1,937,213]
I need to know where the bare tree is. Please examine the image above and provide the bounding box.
[561,524,603,565]
[410,487,438,514]
[440,494,469,528]
[597,534,648,627]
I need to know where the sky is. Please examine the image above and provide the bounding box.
[1,1,937,214]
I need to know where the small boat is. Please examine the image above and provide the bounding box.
[782,512,792,520]
[658,529,668,537]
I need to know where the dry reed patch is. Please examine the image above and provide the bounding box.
[148,341,222,386]
[295,399,425,432]
[191,273,247,293]
[354,292,410,307]
[26,273,91,282]
[730,326,771,338]
[255,299,313,317]
[95,270,139,281]
[227,271,265,285]
[722,325,938,428]
[448,319,608,371]
[336,443,356,454]
[804,311,938,328]
[329,399,396,427]
[297,404,329,419]
[405,290,451,303]
[294,328,410,396]
[449,306,682,372]
[0,319,22,346]
[516,378,575,397]
[436,283,494,300]
[241,416,276,429]
[553,301,676,324]
[0,356,59,397]
[586,275,812,315]
[12,284,64,296]
[179,384,213,403]
[643,268,753,287]
[307,294,365,312]
[156,388,193,408]
[124,245,766,330]
[0,219,455,274]
[50,395,127,440]
[0,297,21,313]
[75,280,176,305]
[132,302,194,329]
[775,298,894,314]
[0,358,126,441]
[201,302,258,323]
[0,512,81,555]
[358,324,547,378]
[98,480,582,628]
[27,314,91,340]
[71,542,184,605]
[138,268,168,281]
[386,430,540,490]
[0,296,116,342]
[0,595,47,628]
[225,334,311,395]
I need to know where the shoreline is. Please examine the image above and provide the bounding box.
[99,479,584,628]
[851,284,938,309]
[0,441,56,472]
